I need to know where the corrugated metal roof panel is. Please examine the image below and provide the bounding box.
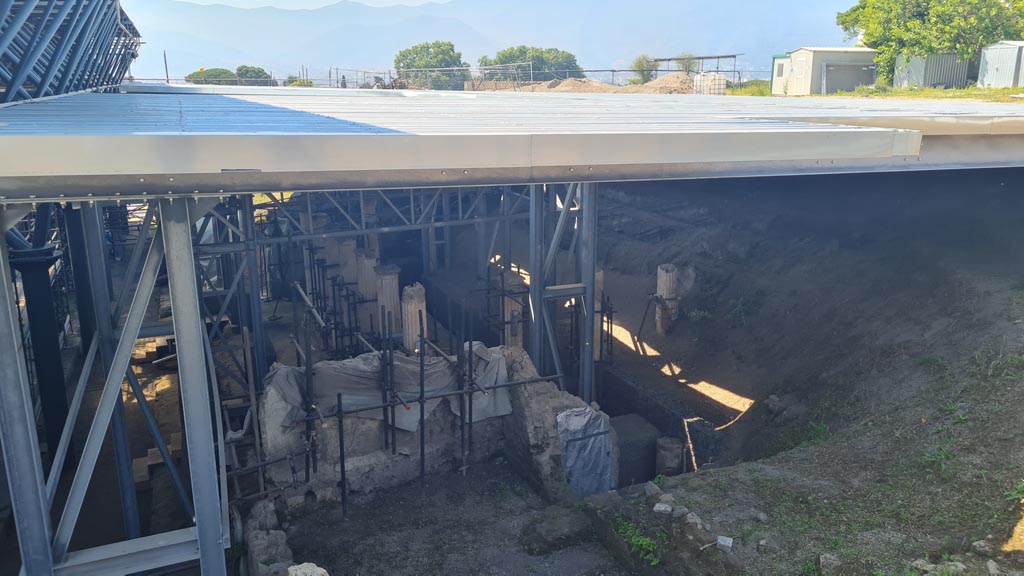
[1,83,1022,201]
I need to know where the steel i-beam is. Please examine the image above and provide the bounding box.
[159,199,228,576]
[0,240,55,575]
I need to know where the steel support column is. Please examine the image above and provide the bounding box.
[239,195,268,386]
[578,183,598,404]
[528,184,545,371]
[0,239,55,575]
[159,199,227,576]
[62,207,95,351]
[80,202,140,542]
[9,244,68,466]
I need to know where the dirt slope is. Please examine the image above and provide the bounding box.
[596,171,1024,574]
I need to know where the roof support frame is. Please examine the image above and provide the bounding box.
[5,0,80,102]
[36,0,100,98]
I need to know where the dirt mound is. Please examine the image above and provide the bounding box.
[517,73,694,95]
[521,77,618,94]
[630,72,695,94]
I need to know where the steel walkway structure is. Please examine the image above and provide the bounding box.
[3,84,1024,574]
[0,1,139,103]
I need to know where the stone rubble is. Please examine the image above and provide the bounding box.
[818,553,842,575]
[716,535,734,553]
[975,539,997,557]
[288,564,330,576]
[653,502,674,514]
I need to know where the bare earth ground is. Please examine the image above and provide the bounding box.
[515,73,694,95]
[287,460,629,576]
[591,171,1024,574]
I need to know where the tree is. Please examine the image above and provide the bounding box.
[236,65,276,86]
[285,75,314,88]
[630,54,658,84]
[837,0,1022,83]
[394,41,470,90]
[674,52,699,74]
[478,46,584,82]
[184,67,237,85]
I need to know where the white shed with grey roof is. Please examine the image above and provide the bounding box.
[979,41,1024,88]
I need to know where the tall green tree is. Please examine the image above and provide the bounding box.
[184,67,237,85]
[630,54,658,84]
[478,46,584,81]
[394,41,469,90]
[236,65,276,86]
[285,75,314,88]
[837,0,1022,83]
[674,52,699,74]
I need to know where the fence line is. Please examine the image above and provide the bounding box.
[130,64,774,91]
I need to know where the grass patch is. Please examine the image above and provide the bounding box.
[615,516,660,567]
[727,79,771,97]
[763,421,830,456]
[921,446,956,476]
[917,355,948,372]
[1007,481,1024,502]
[831,84,1024,103]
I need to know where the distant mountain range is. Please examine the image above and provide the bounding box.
[121,0,856,81]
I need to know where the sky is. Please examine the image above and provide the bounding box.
[182,0,444,7]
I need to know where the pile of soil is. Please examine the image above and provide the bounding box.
[518,72,694,95]
[623,72,695,94]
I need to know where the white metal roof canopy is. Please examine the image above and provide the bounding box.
[0,84,1023,202]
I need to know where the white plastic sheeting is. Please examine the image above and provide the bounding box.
[262,343,511,433]
[556,407,615,498]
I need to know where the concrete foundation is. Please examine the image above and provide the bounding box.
[610,414,660,487]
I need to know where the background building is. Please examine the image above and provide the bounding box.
[771,47,877,96]
[978,41,1024,88]
[894,53,973,89]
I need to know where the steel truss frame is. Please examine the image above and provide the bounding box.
[0,198,228,576]
[0,181,597,575]
[0,1,140,103]
[528,183,598,402]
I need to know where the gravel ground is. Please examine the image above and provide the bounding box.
[287,460,630,576]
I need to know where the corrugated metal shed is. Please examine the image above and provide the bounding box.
[895,53,971,89]
[979,41,1024,88]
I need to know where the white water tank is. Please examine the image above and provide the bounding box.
[694,72,727,95]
